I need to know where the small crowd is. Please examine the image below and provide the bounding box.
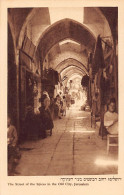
[7,91,73,175]
[7,93,118,175]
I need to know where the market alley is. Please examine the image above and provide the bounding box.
[15,105,118,176]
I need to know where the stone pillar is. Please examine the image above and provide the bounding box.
[15,49,20,135]
[113,41,118,112]
[8,25,20,135]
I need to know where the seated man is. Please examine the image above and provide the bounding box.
[104,98,118,135]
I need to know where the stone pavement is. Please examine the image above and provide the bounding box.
[15,105,118,176]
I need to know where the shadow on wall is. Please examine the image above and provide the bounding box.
[8,24,17,127]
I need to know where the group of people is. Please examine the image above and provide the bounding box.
[53,93,67,119]
[49,91,72,119]
[7,90,118,175]
[7,92,54,175]
[24,90,71,140]
[7,90,73,174]
[25,92,54,139]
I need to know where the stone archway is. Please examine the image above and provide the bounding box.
[37,18,96,64]
[55,58,88,75]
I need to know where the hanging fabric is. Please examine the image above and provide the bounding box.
[92,35,105,78]
[42,68,59,85]
[81,75,89,88]
[88,53,93,80]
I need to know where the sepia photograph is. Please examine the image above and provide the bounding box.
[7,7,119,177]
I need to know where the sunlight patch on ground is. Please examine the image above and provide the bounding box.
[70,130,95,133]
[95,158,118,166]
[76,116,87,119]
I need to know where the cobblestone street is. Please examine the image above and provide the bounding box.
[15,105,118,176]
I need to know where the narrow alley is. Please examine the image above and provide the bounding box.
[15,104,118,176]
[7,7,118,177]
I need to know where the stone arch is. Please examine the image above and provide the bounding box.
[37,18,96,63]
[55,58,88,75]
[66,74,82,87]
[8,7,115,52]
[61,66,84,80]
[18,8,51,48]
[63,70,83,87]
[60,65,85,75]
[43,41,88,70]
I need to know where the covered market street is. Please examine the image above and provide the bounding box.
[7,7,118,177]
[15,105,118,176]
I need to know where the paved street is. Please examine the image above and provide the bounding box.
[15,105,118,176]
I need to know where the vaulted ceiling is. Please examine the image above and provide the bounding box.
[8,7,117,84]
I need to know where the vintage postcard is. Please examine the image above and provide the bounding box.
[0,0,124,194]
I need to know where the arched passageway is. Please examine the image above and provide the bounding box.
[55,58,88,75]
[37,18,96,63]
[7,7,118,176]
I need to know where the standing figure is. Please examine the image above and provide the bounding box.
[62,96,66,116]
[39,94,54,137]
[55,94,62,119]
[25,106,38,139]
[66,92,71,109]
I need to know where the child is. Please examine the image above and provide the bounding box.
[7,116,19,175]
[7,116,18,147]
[104,98,118,134]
